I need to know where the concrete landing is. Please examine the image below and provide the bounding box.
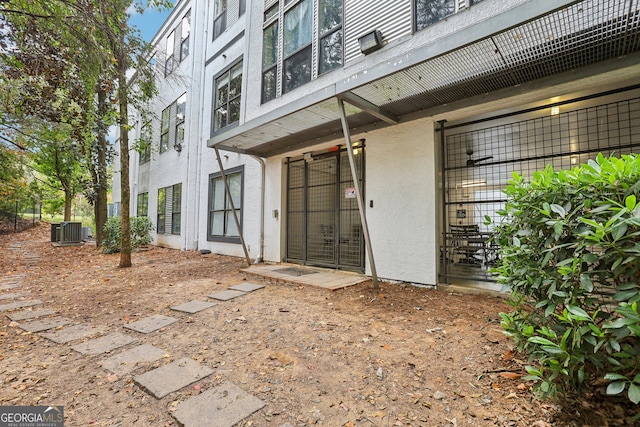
[19,317,71,332]
[173,381,265,427]
[41,323,101,344]
[134,357,213,399]
[7,308,56,321]
[0,299,43,312]
[71,332,136,355]
[0,284,20,291]
[124,314,178,334]
[229,283,265,293]
[170,300,215,314]
[208,290,246,301]
[100,344,167,376]
[242,264,369,290]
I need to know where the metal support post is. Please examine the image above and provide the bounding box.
[337,98,379,288]
[213,145,252,267]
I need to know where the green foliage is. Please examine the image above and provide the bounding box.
[493,153,640,405]
[102,216,153,254]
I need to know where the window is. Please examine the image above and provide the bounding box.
[157,187,166,233]
[262,0,343,102]
[318,0,343,75]
[160,93,187,153]
[415,0,455,31]
[175,93,186,150]
[214,61,242,133]
[157,184,182,235]
[208,166,243,242]
[165,30,175,76]
[137,192,149,217]
[139,123,151,163]
[180,11,191,61]
[165,10,191,76]
[213,0,227,40]
[160,106,170,153]
[171,183,182,234]
[283,0,312,93]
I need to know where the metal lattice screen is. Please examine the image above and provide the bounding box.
[443,96,640,281]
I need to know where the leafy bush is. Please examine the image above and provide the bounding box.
[102,216,153,254]
[492,153,640,405]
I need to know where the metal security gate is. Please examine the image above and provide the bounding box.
[286,143,365,272]
[441,92,640,283]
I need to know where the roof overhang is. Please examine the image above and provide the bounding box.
[209,0,640,157]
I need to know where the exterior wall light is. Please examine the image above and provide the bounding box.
[358,30,383,55]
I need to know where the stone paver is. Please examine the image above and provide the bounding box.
[134,357,213,399]
[0,299,42,312]
[173,381,265,427]
[124,314,178,334]
[41,323,101,344]
[170,300,215,314]
[0,292,27,301]
[0,284,20,291]
[100,344,167,376]
[228,283,265,293]
[7,308,56,321]
[18,317,71,332]
[71,332,136,356]
[208,289,246,301]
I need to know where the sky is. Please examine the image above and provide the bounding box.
[128,5,172,43]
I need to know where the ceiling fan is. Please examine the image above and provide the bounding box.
[466,148,493,167]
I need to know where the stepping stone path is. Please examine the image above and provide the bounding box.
[41,323,103,344]
[208,289,247,301]
[171,300,215,314]
[134,357,214,399]
[124,314,178,334]
[71,332,136,356]
[100,344,167,376]
[0,299,43,312]
[18,317,71,333]
[173,381,266,427]
[7,308,56,321]
[2,247,268,427]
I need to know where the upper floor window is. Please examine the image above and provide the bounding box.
[180,11,191,61]
[262,0,343,103]
[213,0,227,40]
[138,122,151,163]
[415,0,455,30]
[165,10,191,76]
[160,93,187,153]
[213,60,243,133]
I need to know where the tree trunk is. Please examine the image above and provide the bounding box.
[94,87,109,248]
[63,186,72,221]
[117,63,132,268]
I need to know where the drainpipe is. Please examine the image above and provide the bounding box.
[250,155,265,264]
[337,98,379,288]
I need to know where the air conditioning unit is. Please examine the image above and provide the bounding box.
[52,222,83,246]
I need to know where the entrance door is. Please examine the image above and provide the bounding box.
[285,145,364,272]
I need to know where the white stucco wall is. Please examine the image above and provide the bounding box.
[365,118,438,285]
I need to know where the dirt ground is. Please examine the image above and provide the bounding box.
[0,222,637,426]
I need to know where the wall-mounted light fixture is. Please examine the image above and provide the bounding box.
[456,179,487,189]
[550,106,560,116]
[358,30,383,55]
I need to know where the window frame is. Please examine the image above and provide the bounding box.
[137,192,149,217]
[213,0,228,40]
[414,0,457,32]
[171,183,182,235]
[180,11,191,62]
[139,122,151,163]
[175,93,187,150]
[207,166,244,243]
[317,0,343,75]
[164,30,175,76]
[212,59,243,135]
[157,187,166,233]
[160,106,171,153]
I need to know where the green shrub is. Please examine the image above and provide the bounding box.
[102,216,153,254]
[492,153,640,405]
